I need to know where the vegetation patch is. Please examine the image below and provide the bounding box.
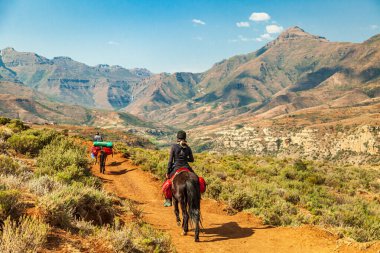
[119,143,380,242]
[0,216,49,253]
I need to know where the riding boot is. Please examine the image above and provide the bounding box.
[163,198,172,207]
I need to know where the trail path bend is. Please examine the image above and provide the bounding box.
[91,154,379,253]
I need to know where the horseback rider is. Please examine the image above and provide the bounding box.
[93,132,103,142]
[163,130,194,207]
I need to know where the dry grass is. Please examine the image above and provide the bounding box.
[0,216,49,253]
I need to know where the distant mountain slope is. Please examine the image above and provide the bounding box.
[1,26,379,131]
[0,80,158,130]
[124,27,380,128]
[0,47,152,110]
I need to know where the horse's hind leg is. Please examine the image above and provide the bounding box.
[180,199,189,235]
[173,198,181,226]
[194,209,200,242]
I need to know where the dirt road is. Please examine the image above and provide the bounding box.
[91,153,379,253]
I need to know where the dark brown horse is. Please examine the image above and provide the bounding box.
[172,171,201,242]
[99,150,107,174]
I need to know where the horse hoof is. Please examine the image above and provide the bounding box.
[176,221,181,226]
[195,238,200,242]
[181,231,187,236]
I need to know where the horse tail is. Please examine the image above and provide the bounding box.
[186,178,201,226]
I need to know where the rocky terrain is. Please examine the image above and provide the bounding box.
[199,125,380,164]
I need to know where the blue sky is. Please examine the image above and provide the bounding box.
[0,0,379,73]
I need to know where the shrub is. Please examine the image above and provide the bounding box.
[36,138,88,175]
[54,164,100,187]
[0,216,49,253]
[7,129,59,156]
[97,222,173,253]
[0,174,30,190]
[293,159,307,171]
[27,175,64,196]
[0,155,22,175]
[0,190,21,219]
[0,126,13,141]
[204,177,222,199]
[228,192,254,211]
[0,190,21,220]
[37,185,114,228]
[6,119,28,133]
[0,117,11,125]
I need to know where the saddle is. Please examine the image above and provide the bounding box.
[170,167,191,181]
[162,168,206,199]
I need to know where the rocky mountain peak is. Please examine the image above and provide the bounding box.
[266,26,329,48]
[1,47,16,54]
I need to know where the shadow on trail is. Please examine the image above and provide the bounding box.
[107,168,137,175]
[108,160,127,166]
[201,222,255,242]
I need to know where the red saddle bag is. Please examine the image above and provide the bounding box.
[198,177,206,193]
[103,147,113,155]
[91,146,101,156]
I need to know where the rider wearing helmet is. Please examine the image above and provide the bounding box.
[163,130,194,207]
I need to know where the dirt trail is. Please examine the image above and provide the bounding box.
[91,154,379,253]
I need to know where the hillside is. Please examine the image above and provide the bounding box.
[0,47,151,110]
[0,80,160,133]
[124,27,380,128]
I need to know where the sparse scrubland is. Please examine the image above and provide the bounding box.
[116,143,380,243]
[0,117,174,253]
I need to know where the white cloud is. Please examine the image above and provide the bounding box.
[107,41,119,45]
[370,24,379,30]
[236,22,250,28]
[229,35,259,43]
[266,24,284,34]
[260,33,273,40]
[249,12,270,22]
[192,19,206,25]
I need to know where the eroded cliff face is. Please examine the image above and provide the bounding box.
[204,125,380,164]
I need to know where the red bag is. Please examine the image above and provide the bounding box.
[91,146,101,156]
[162,180,172,199]
[103,147,113,155]
[199,177,206,193]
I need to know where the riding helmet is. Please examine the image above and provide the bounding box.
[177,130,186,140]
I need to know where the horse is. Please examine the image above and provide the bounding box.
[172,170,201,242]
[99,150,107,174]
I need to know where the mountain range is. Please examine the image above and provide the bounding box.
[0,26,379,134]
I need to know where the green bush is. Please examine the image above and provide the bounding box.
[54,164,100,187]
[6,119,28,133]
[0,216,49,253]
[0,155,23,175]
[0,189,21,220]
[7,129,59,156]
[36,138,88,175]
[228,192,254,211]
[0,126,13,141]
[37,185,114,228]
[293,159,307,171]
[0,117,11,125]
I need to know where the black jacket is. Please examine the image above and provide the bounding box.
[167,143,194,175]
